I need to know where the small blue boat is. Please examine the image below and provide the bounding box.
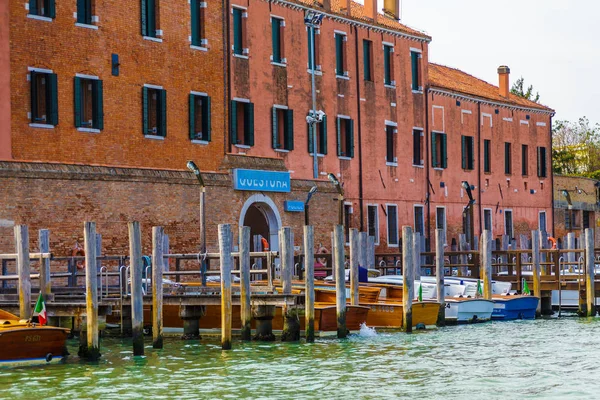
[492,295,539,320]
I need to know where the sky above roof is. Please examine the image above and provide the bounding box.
[401,0,599,125]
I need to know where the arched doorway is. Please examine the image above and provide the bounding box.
[239,194,282,252]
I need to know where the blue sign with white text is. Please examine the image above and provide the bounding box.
[284,201,305,212]
[233,169,291,193]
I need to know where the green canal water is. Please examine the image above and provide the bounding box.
[2,317,600,399]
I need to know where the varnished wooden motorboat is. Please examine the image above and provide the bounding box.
[0,309,69,365]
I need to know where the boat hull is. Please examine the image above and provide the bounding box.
[365,301,439,329]
[492,296,539,320]
[444,298,494,324]
[0,326,69,365]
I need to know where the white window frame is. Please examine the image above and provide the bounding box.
[334,31,349,79]
[386,204,399,247]
[504,209,514,239]
[28,67,55,129]
[367,204,380,245]
[414,204,425,235]
[413,127,424,167]
[385,120,398,166]
[483,208,493,236]
[270,15,287,66]
[337,114,352,160]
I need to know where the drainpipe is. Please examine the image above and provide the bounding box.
[223,0,232,153]
[425,89,431,248]
[354,25,365,232]
[477,102,483,238]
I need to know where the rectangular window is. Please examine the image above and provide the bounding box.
[141,0,159,38]
[537,146,547,178]
[74,77,103,130]
[386,124,397,164]
[271,17,284,64]
[142,86,167,137]
[504,142,512,174]
[504,210,514,239]
[367,205,379,244]
[387,205,398,246]
[484,209,492,233]
[189,93,211,142]
[232,8,246,56]
[77,0,93,25]
[565,210,572,230]
[307,28,320,72]
[483,139,491,173]
[363,40,373,81]
[336,117,354,158]
[29,0,55,18]
[230,100,254,146]
[539,211,547,233]
[344,204,352,243]
[335,33,346,77]
[411,51,420,90]
[461,135,475,170]
[191,0,206,47]
[583,210,590,230]
[436,207,446,232]
[431,132,448,168]
[413,129,423,166]
[272,107,294,151]
[383,44,394,86]
[521,144,529,176]
[308,114,327,155]
[414,205,424,235]
[30,71,58,126]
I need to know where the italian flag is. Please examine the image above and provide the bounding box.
[34,293,47,326]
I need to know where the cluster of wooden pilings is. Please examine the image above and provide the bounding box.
[2,222,599,360]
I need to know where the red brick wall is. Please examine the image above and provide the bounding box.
[0,0,10,160]
[9,0,225,171]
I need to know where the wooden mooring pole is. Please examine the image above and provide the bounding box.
[152,226,164,349]
[128,221,144,356]
[402,226,414,333]
[585,228,596,317]
[15,225,31,320]
[359,232,368,269]
[413,232,421,281]
[304,225,315,343]
[281,227,299,341]
[435,229,445,326]
[83,222,100,360]
[531,230,542,317]
[239,226,252,341]
[334,225,347,338]
[349,228,359,306]
[218,224,233,350]
[39,229,51,298]
[481,230,492,300]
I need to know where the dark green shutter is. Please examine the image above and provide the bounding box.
[189,94,196,139]
[335,34,343,75]
[285,109,294,150]
[159,89,167,137]
[141,0,147,36]
[431,132,437,167]
[191,0,199,46]
[29,0,37,15]
[363,40,370,81]
[203,96,211,141]
[537,147,542,177]
[74,77,82,128]
[246,102,254,146]
[321,115,327,155]
[230,100,238,144]
[271,107,278,149]
[142,87,149,135]
[336,118,342,156]
[484,139,491,172]
[308,121,314,153]
[384,46,390,85]
[469,137,474,169]
[271,18,281,63]
[47,73,58,125]
[47,0,55,18]
[233,9,242,55]
[147,0,156,37]
[93,79,103,130]
[77,0,85,23]
[461,135,466,169]
[30,71,38,122]
[307,29,314,70]
[441,134,448,168]
[349,119,354,158]
[411,52,419,90]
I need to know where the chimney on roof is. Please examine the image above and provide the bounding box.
[383,0,401,20]
[364,0,378,21]
[498,65,510,98]
[338,0,353,16]
[322,0,332,11]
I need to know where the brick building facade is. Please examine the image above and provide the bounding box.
[554,175,600,247]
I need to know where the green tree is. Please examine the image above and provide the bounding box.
[552,117,600,175]
[511,77,540,103]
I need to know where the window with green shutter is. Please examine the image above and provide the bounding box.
[505,142,512,174]
[142,0,157,37]
[191,0,205,47]
[386,125,396,164]
[272,107,293,151]
[271,17,283,64]
[30,71,58,126]
[411,51,420,90]
[308,113,327,155]
[537,146,547,178]
[461,135,474,170]
[230,100,254,147]
[233,8,243,55]
[483,139,491,173]
[413,129,423,166]
[307,28,321,71]
[335,33,345,76]
[363,40,372,81]
[74,77,103,130]
[29,0,55,18]
[431,132,447,169]
[189,93,211,142]
[337,117,354,158]
[521,144,529,176]
[142,86,166,137]
[77,0,92,25]
[383,45,393,85]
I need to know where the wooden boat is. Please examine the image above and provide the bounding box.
[492,295,539,320]
[271,303,370,334]
[0,309,69,365]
